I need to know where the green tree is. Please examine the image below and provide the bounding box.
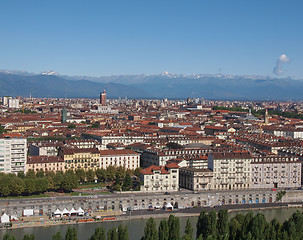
[65,227,77,240]
[158,219,169,240]
[89,227,106,240]
[67,124,76,129]
[122,173,133,191]
[17,172,26,179]
[2,233,16,240]
[36,170,44,178]
[23,234,35,240]
[118,225,129,240]
[107,228,118,240]
[24,178,36,195]
[196,210,208,239]
[52,231,63,240]
[75,169,86,182]
[10,176,25,196]
[168,215,180,240]
[34,178,49,194]
[184,219,193,240]
[143,217,158,240]
[26,170,36,179]
[62,171,78,192]
[217,209,229,239]
[53,171,64,190]
[86,169,95,182]
[95,168,106,182]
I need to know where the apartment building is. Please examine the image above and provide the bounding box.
[59,148,100,171]
[140,163,179,193]
[0,134,27,173]
[251,156,301,189]
[179,167,213,191]
[141,148,211,167]
[208,151,252,191]
[27,156,65,173]
[100,149,140,170]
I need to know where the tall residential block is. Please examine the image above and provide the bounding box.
[0,134,27,173]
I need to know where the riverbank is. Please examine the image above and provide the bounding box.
[7,202,303,230]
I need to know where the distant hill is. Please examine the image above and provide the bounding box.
[1,71,303,100]
[0,73,148,98]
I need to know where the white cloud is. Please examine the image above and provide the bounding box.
[273,54,290,75]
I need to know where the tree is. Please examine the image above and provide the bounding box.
[184,219,193,240]
[65,227,77,240]
[118,225,129,240]
[24,178,36,195]
[95,168,106,182]
[217,209,229,239]
[26,170,36,179]
[197,210,208,239]
[2,234,16,240]
[62,171,78,192]
[53,171,64,190]
[122,173,133,191]
[75,169,86,182]
[23,234,35,240]
[143,217,158,240]
[168,215,180,240]
[9,176,25,196]
[36,170,44,178]
[52,232,63,240]
[17,172,26,179]
[34,178,48,194]
[67,124,76,129]
[86,169,95,182]
[107,228,118,240]
[166,142,182,149]
[158,219,169,240]
[89,227,106,240]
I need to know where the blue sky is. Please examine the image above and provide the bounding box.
[0,0,302,78]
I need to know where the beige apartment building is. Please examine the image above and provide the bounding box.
[179,167,213,191]
[251,156,302,189]
[59,148,100,171]
[140,162,179,192]
[27,156,65,173]
[208,151,252,190]
[100,149,140,170]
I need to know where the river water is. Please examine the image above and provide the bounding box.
[0,207,301,240]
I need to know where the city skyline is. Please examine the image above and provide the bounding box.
[0,1,302,79]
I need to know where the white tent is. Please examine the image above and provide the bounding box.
[165,203,173,209]
[54,209,62,217]
[0,213,9,223]
[69,208,77,216]
[62,208,69,216]
[76,207,84,216]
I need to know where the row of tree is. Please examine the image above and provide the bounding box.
[4,210,303,239]
[0,170,78,197]
[0,165,142,197]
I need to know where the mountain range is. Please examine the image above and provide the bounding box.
[0,70,303,100]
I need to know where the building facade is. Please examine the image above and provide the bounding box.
[179,167,213,191]
[59,148,100,171]
[27,156,65,173]
[100,149,140,170]
[140,163,179,193]
[208,151,252,191]
[0,135,27,173]
[251,156,301,189]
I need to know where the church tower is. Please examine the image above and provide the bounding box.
[100,90,106,106]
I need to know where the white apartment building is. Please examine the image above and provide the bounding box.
[179,167,213,191]
[208,151,252,191]
[8,98,19,109]
[251,156,301,189]
[0,135,27,173]
[100,149,140,170]
[141,148,211,167]
[140,162,179,193]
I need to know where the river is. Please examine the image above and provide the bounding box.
[0,207,301,240]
